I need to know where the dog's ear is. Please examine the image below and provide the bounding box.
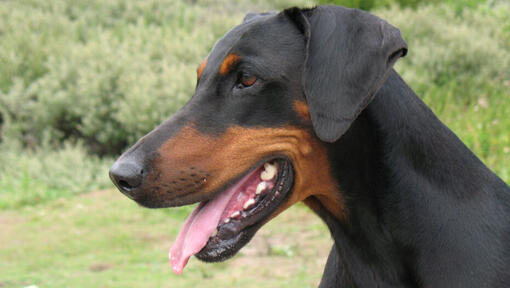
[285,6,407,142]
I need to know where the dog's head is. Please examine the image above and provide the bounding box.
[110,6,406,274]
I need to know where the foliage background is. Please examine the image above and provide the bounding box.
[0,0,509,286]
[0,0,509,208]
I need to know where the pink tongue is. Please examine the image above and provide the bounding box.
[169,169,258,275]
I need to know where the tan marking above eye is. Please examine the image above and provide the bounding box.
[154,125,345,221]
[293,100,311,122]
[197,57,208,79]
[219,54,241,75]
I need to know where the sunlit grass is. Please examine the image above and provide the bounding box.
[0,190,329,288]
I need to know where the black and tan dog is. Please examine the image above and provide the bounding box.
[110,5,510,287]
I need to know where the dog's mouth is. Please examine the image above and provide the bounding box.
[169,158,294,274]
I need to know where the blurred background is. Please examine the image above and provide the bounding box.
[0,0,508,287]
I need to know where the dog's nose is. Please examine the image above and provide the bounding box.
[109,159,144,198]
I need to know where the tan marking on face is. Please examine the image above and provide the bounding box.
[197,57,208,79]
[219,53,240,75]
[294,100,311,122]
[153,126,344,221]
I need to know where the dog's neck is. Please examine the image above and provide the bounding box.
[314,70,509,287]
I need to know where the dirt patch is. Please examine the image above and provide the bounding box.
[79,189,116,199]
[0,212,27,246]
[137,233,170,245]
[89,263,114,272]
[0,212,26,226]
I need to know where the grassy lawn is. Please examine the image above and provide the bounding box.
[0,190,331,288]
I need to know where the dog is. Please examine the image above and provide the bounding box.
[110,5,510,287]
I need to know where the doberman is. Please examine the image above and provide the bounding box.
[110,5,510,287]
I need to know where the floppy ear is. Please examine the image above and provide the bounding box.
[285,6,408,142]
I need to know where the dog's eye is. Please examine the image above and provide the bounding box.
[237,72,256,88]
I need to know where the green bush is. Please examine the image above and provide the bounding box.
[379,3,510,96]
[0,139,113,208]
[316,0,488,10]
[316,0,383,10]
[0,0,241,155]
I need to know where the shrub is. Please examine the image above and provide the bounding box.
[0,0,253,155]
[378,2,510,98]
[0,139,113,208]
[316,0,488,10]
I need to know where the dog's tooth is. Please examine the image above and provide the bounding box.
[211,228,218,237]
[243,198,255,209]
[264,162,278,172]
[261,162,278,180]
[224,218,230,223]
[231,211,240,218]
[256,182,267,195]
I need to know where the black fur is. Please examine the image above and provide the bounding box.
[111,5,510,287]
[314,70,510,287]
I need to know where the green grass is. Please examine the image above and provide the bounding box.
[0,190,330,288]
